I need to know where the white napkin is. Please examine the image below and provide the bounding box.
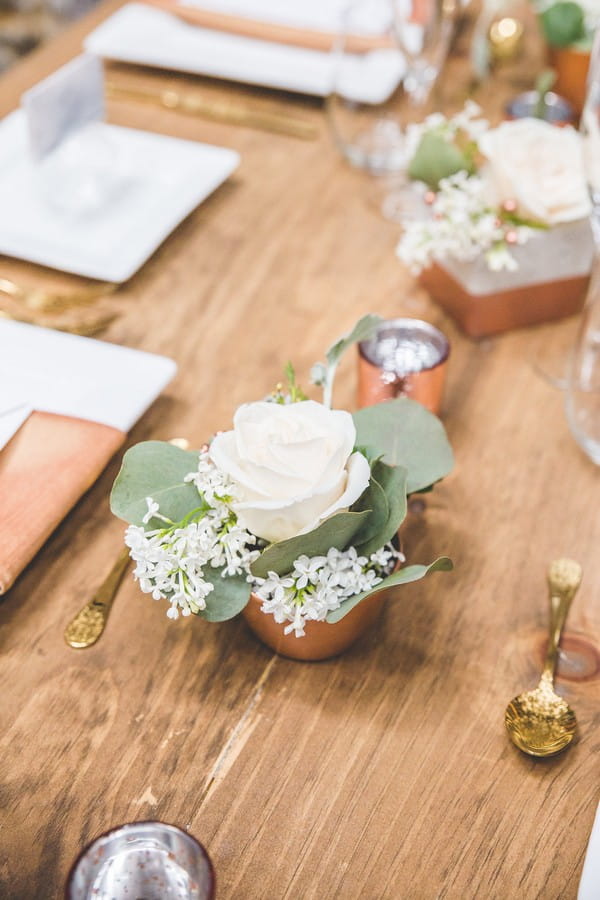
[579,803,600,899]
[0,319,176,450]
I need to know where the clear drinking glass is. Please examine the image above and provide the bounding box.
[328,0,456,175]
[563,30,600,464]
[530,30,600,390]
[565,264,600,464]
[65,822,215,900]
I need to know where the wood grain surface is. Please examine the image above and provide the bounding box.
[1,5,599,899]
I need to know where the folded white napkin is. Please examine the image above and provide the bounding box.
[579,803,600,899]
[0,319,176,450]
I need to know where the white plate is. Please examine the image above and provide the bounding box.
[84,3,405,101]
[0,110,239,281]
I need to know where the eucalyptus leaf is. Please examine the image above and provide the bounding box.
[197,570,251,622]
[250,510,372,579]
[352,398,454,494]
[540,1,585,47]
[110,441,201,528]
[321,314,383,407]
[350,475,389,547]
[408,132,474,189]
[326,314,384,369]
[355,461,407,557]
[326,557,453,623]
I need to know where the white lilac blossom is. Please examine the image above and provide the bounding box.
[125,454,260,620]
[396,171,533,275]
[251,543,405,638]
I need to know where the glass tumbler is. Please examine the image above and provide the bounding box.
[328,0,456,174]
[565,265,600,465]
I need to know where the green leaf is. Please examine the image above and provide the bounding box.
[352,398,454,494]
[326,314,384,370]
[355,462,407,557]
[408,132,475,189]
[110,441,201,528]
[326,557,453,623]
[350,474,390,547]
[320,314,384,407]
[250,510,372,579]
[540,2,585,47]
[197,570,251,622]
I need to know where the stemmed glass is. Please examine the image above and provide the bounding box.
[327,0,457,177]
[564,30,600,464]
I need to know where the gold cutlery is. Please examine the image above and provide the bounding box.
[64,548,131,648]
[142,0,393,54]
[0,306,118,337]
[64,439,190,648]
[505,558,582,758]
[106,81,319,141]
[0,276,117,314]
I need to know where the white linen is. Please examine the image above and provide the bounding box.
[0,320,177,450]
[579,802,600,899]
[85,4,405,101]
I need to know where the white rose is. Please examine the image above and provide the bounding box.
[478,118,591,225]
[209,400,371,543]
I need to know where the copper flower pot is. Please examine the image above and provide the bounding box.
[550,46,590,114]
[242,591,385,661]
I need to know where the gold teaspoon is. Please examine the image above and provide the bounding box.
[505,558,582,758]
[64,437,191,648]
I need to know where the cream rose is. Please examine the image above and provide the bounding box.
[209,400,371,543]
[478,118,591,225]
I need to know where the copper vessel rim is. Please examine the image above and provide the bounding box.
[358,317,451,372]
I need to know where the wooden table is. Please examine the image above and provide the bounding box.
[1,5,599,898]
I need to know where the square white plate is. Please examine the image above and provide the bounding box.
[0,109,239,281]
[85,3,405,101]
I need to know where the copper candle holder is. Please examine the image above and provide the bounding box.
[357,318,449,415]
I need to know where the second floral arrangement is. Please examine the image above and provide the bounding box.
[110,315,453,655]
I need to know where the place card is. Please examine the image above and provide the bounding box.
[22,54,104,161]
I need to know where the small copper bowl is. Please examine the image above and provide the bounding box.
[357,318,450,415]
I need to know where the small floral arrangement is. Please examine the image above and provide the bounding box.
[535,0,599,49]
[111,316,453,639]
[397,103,591,274]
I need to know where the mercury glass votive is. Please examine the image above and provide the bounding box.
[357,318,450,414]
[65,822,215,900]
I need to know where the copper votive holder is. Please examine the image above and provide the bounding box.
[357,318,450,415]
[65,821,215,900]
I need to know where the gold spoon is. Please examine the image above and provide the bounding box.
[64,437,191,648]
[505,558,582,758]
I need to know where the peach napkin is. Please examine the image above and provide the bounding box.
[0,319,177,594]
[0,411,125,594]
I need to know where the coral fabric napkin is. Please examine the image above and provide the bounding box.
[579,802,600,899]
[0,320,176,594]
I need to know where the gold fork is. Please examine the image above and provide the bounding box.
[0,307,118,337]
[0,276,117,314]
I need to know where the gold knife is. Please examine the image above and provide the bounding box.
[106,81,318,141]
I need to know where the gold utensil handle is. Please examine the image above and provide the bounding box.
[64,547,130,648]
[541,558,582,683]
[106,82,318,141]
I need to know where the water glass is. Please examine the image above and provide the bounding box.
[565,265,600,465]
[328,0,456,174]
[65,822,215,900]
